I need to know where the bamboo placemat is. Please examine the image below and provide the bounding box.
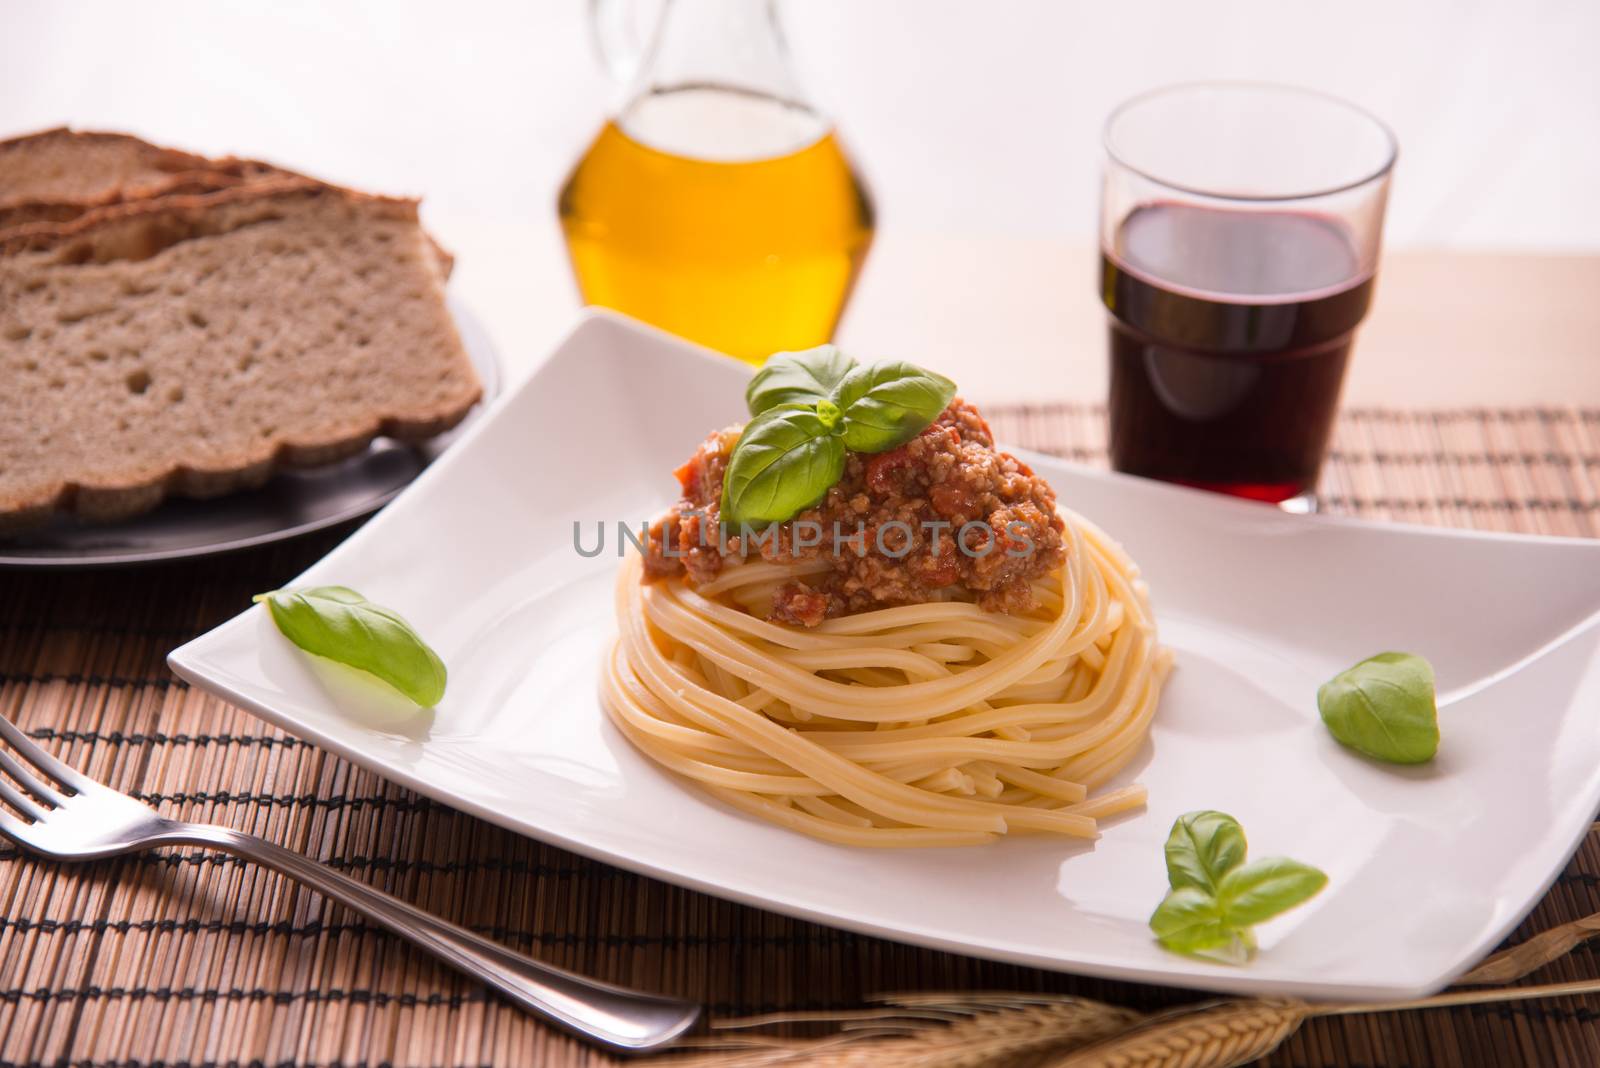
[1,404,1598,1068]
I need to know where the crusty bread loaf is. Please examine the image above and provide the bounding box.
[0,183,482,527]
[0,128,284,232]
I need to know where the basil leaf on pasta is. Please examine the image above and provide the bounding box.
[721,405,846,526]
[1318,651,1439,764]
[254,586,447,707]
[746,346,858,416]
[832,361,957,453]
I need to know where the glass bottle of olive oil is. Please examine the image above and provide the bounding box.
[558,0,875,365]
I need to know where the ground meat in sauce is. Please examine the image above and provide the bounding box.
[643,399,1066,626]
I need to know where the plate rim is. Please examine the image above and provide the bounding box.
[0,298,503,571]
[168,308,1600,1002]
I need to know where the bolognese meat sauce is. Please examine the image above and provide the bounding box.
[644,400,1066,626]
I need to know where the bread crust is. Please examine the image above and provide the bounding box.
[0,162,288,232]
[0,128,455,272]
[0,179,408,258]
[0,128,212,200]
[0,129,265,228]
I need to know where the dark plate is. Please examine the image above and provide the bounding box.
[0,300,502,569]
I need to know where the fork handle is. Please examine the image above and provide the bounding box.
[159,822,699,1051]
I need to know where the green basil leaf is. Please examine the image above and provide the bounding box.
[1164,810,1248,894]
[1148,887,1239,957]
[721,406,846,526]
[745,345,858,416]
[1197,926,1256,966]
[1318,651,1439,764]
[1217,857,1328,927]
[832,361,957,453]
[254,586,447,707]
[1151,811,1325,966]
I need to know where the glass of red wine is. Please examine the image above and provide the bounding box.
[1099,83,1396,509]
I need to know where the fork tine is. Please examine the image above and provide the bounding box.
[0,713,91,792]
[0,777,48,823]
[0,805,35,845]
[0,747,63,806]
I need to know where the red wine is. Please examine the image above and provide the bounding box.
[1101,203,1375,502]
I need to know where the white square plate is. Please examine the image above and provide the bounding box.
[170,310,1600,1001]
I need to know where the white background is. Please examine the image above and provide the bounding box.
[3,0,1597,401]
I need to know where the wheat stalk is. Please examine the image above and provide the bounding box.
[1040,975,1600,1068]
[1455,911,1600,984]
[653,895,1600,1068]
[1042,998,1310,1068]
[666,995,1140,1067]
[658,975,1600,1068]
[656,975,1600,1068]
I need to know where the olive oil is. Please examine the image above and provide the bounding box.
[558,95,875,365]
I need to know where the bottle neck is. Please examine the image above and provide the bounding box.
[633,0,800,102]
[619,0,828,162]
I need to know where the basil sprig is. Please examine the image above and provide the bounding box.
[254,586,447,707]
[1318,652,1439,764]
[1150,811,1327,964]
[725,347,956,525]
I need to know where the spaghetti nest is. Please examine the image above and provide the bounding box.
[602,509,1172,848]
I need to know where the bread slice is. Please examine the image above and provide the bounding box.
[0,128,283,231]
[0,182,482,527]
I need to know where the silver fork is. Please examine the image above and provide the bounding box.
[0,713,699,1051]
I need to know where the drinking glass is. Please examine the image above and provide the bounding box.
[1099,82,1396,507]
